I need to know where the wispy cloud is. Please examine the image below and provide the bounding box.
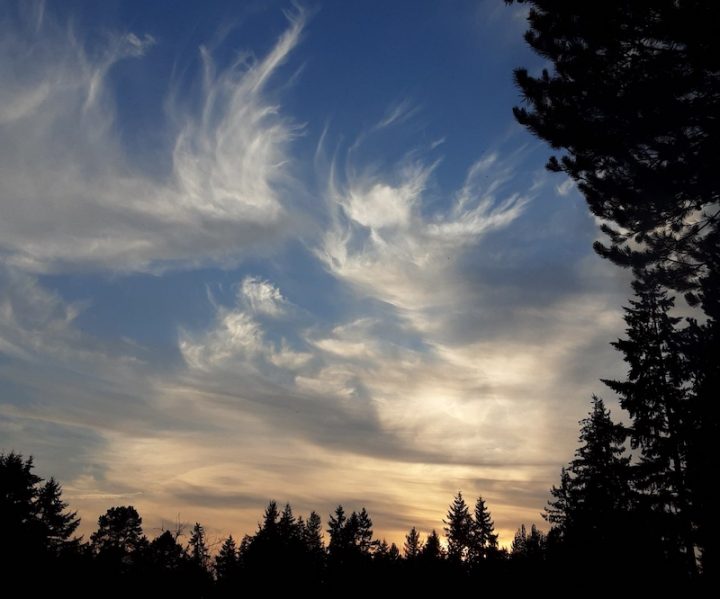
[0,6,305,273]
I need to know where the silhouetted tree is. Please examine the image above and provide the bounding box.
[0,450,82,588]
[469,496,499,565]
[148,530,186,570]
[187,522,209,571]
[304,510,324,552]
[444,492,471,563]
[35,477,81,556]
[356,507,374,555]
[90,505,147,566]
[404,526,423,560]
[327,504,347,557]
[545,396,636,576]
[214,535,239,582]
[602,272,696,573]
[509,2,720,576]
[511,524,545,561]
[420,530,444,562]
[508,0,720,290]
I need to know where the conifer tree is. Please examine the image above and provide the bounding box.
[188,522,209,572]
[469,496,498,564]
[602,271,696,571]
[214,535,239,581]
[35,477,81,555]
[545,396,634,567]
[404,526,423,560]
[327,504,347,556]
[90,505,147,561]
[420,530,444,561]
[356,507,374,554]
[444,492,471,563]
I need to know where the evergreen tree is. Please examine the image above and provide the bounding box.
[327,504,347,556]
[387,542,401,562]
[404,526,423,560]
[188,522,209,572]
[356,507,374,554]
[511,524,546,561]
[508,0,720,578]
[0,451,42,556]
[90,505,147,562]
[420,530,444,562]
[148,530,186,571]
[35,477,81,555]
[469,496,498,565]
[304,510,324,553]
[545,396,635,571]
[508,0,720,288]
[214,535,239,582]
[444,492,471,563]
[278,503,300,543]
[259,500,280,539]
[602,271,696,572]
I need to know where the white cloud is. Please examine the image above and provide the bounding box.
[239,277,287,316]
[317,153,528,322]
[0,7,304,273]
[555,178,575,196]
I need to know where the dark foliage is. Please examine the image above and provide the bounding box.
[1,451,708,592]
[510,1,719,578]
[508,0,720,292]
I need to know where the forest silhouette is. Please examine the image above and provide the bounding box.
[2,0,718,591]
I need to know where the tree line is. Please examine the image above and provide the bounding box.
[0,438,705,595]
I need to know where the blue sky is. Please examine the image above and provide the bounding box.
[0,0,632,545]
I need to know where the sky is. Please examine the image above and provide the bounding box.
[0,0,634,548]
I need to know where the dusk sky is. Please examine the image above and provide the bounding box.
[0,0,634,547]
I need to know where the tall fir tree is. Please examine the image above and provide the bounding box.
[214,535,239,582]
[356,507,374,555]
[469,496,498,564]
[35,477,81,556]
[304,511,324,553]
[188,522,209,572]
[404,527,423,560]
[420,530,444,562]
[545,396,634,570]
[444,492,471,563]
[602,270,696,573]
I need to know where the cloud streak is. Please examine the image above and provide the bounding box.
[0,5,305,273]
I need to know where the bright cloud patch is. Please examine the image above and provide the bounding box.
[0,8,304,273]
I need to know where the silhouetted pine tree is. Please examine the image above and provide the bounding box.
[511,524,545,561]
[404,526,423,560]
[508,1,720,290]
[90,505,147,566]
[469,496,498,565]
[0,451,82,588]
[148,530,186,571]
[545,396,635,575]
[421,530,444,562]
[327,504,347,558]
[356,507,374,555]
[304,510,324,552]
[444,492,471,563]
[508,3,720,575]
[214,535,239,582]
[188,522,209,572]
[602,271,696,573]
